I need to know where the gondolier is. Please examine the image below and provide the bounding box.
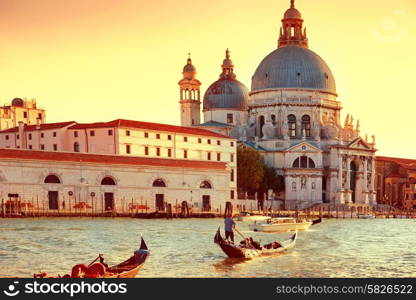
[224,215,236,242]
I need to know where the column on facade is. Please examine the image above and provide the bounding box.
[370,158,375,192]
[362,157,368,192]
[345,156,352,203]
[370,158,376,204]
[296,118,302,138]
[338,155,343,190]
[346,156,351,190]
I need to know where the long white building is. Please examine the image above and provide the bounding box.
[0,149,230,213]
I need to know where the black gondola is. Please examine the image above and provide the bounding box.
[214,227,297,259]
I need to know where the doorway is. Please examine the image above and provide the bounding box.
[155,194,164,211]
[202,195,211,211]
[104,193,114,211]
[48,191,59,210]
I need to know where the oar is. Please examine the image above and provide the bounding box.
[234,228,247,240]
[87,254,102,267]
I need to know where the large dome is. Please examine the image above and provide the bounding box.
[203,79,249,110]
[251,46,336,94]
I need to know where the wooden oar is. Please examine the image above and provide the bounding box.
[88,254,102,267]
[234,228,247,240]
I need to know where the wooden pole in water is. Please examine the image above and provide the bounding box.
[36,196,39,217]
[1,198,4,218]
[343,205,346,219]
[336,206,339,219]
[79,193,82,218]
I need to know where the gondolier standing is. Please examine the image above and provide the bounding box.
[224,216,236,242]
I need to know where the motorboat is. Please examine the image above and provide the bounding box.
[248,217,312,232]
[235,211,271,222]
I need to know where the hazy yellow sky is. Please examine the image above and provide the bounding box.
[0,0,415,158]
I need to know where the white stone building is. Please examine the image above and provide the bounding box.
[0,119,238,209]
[179,0,377,208]
[0,149,230,213]
[0,98,46,129]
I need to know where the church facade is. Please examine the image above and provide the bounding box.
[179,0,377,208]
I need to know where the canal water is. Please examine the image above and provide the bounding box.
[1,218,415,277]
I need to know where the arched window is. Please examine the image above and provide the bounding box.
[74,142,80,153]
[292,156,316,169]
[44,174,61,184]
[288,115,296,138]
[300,156,308,168]
[101,177,116,185]
[301,115,311,137]
[271,114,276,125]
[308,158,315,168]
[152,178,166,187]
[259,115,265,138]
[292,182,296,191]
[200,180,212,189]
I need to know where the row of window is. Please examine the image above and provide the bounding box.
[5,132,57,141]
[291,181,316,191]
[20,112,43,119]
[258,114,312,138]
[45,174,217,188]
[124,144,235,162]
[25,144,58,151]
[292,156,316,168]
[75,130,235,147]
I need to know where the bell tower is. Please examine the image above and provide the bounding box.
[178,54,201,127]
[278,0,308,48]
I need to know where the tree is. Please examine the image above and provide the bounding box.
[258,165,280,196]
[237,146,264,194]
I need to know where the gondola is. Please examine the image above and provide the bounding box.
[214,227,297,259]
[34,236,149,278]
[312,217,322,225]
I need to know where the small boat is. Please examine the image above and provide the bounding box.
[214,227,297,259]
[356,214,375,219]
[235,211,271,222]
[249,217,312,232]
[34,236,149,278]
[312,217,322,225]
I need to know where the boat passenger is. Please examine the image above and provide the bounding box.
[224,216,236,243]
[99,254,108,270]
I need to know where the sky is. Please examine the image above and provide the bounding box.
[0,0,415,159]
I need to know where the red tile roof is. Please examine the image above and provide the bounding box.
[376,156,416,171]
[69,119,233,139]
[0,149,227,170]
[0,121,76,133]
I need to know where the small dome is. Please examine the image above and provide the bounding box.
[11,98,24,107]
[283,7,302,19]
[203,79,249,110]
[251,46,336,94]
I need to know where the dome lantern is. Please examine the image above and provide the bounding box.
[220,48,236,80]
[278,0,308,48]
[182,53,197,80]
[203,49,248,111]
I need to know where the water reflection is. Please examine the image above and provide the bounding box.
[0,218,415,277]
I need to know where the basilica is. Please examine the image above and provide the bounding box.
[179,0,377,208]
